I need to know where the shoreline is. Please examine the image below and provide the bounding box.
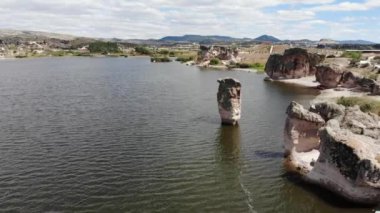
[269,75,380,103]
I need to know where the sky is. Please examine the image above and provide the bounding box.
[0,0,379,42]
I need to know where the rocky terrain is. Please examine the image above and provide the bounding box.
[284,101,380,204]
[217,78,241,125]
[265,48,325,79]
[197,45,241,67]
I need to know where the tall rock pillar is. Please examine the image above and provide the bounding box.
[217,78,241,125]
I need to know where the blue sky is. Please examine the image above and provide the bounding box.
[0,0,379,42]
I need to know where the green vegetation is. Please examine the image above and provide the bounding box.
[88,41,120,54]
[176,55,195,63]
[135,46,152,55]
[341,51,362,65]
[71,51,92,57]
[210,58,221,65]
[337,96,380,115]
[158,49,170,55]
[231,62,266,72]
[150,56,171,63]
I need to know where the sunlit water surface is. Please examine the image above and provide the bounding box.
[0,57,376,212]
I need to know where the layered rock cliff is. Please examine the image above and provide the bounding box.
[265,48,325,79]
[284,101,380,204]
[217,78,241,125]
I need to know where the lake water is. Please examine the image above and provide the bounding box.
[0,57,376,212]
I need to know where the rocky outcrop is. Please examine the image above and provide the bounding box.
[265,48,325,79]
[217,78,241,125]
[316,66,379,93]
[284,101,380,204]
[284,102,325,155]
[315,64,344,89]
[198,45,240,66]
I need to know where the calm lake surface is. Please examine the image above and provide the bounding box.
[0,57,376,212]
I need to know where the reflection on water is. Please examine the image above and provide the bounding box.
[277,172,377,213]
[215,125,241,162]
[265,80,320,96]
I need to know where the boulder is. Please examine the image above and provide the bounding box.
[372,82,380,95]
[357,78,376,92]
[284,101,380,204]
[315,64,344,89]
[265,48,325,79]
[341,71,361,88]
[217,78,241,125]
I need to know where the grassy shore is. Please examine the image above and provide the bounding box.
[337,96,380,115]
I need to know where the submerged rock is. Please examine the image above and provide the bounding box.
[265,48,325,80]
[284,101,380,204]
[217,78,241,125]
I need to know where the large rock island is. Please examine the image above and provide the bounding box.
[265,48,325,79]
[284,101,380,204]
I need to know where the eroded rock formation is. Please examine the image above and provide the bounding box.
[315,65,378,93]
[284,101,380,204]
[217,78,241,125]
[198,45,240,66]
[265,48,325,79]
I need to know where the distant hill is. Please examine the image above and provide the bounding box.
[319,38,376,45]
[160,35,239,43]
[0,29,78,40]
[253,35,281,42]
[338,40,375,45]
[159,34,283,43]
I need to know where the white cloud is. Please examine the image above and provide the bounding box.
[0,0,378,42]
[312,0,380,11]
[277,10,315,20]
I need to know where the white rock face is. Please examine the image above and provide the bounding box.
[284,101,380,204]
[217,78,241,125]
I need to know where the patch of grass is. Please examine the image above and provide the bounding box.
[337,96,380,115]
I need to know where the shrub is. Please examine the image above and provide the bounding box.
[210,58,221,65]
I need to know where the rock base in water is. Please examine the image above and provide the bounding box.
[284,101,380,204]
